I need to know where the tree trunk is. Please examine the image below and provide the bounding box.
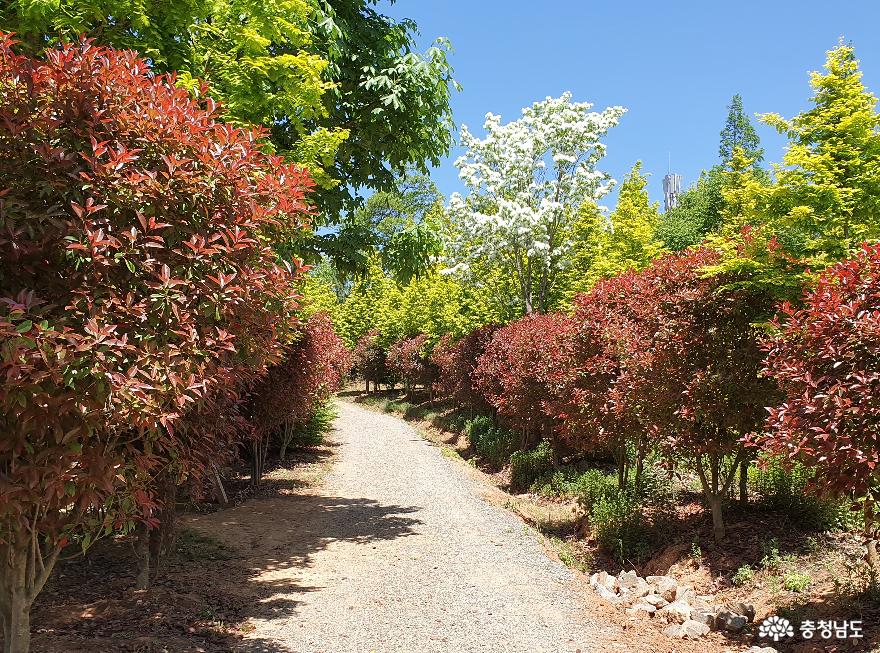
[149,477,177,584]
[614,443,629,489]
[0,537,31,653]
[1,592,30,653]
[212,465,228,506]
[279,421,294,461]
[549,438,561,468]
[545,424,561,468]
[695,449,743,543]
[708,494,726,542]
[0,526,62,653]
[251,437,269,487]
[865,500,879,571]
[634,444,645,490]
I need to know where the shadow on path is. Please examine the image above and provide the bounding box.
[31,484,422,652]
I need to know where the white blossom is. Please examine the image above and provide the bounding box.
[445,93,625,313]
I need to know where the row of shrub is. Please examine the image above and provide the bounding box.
[353,243,880,567]
[0,38,352,643]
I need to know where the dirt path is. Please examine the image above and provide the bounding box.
[186,400,629,653]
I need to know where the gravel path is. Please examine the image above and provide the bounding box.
[236,401,623,653]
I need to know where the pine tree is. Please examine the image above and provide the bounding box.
[761,42,880,262]
[719,94,764,168]
[590,162,665,281]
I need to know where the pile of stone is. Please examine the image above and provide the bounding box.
[589,569,768,645]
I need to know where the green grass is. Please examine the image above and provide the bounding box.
[548,535,591,573]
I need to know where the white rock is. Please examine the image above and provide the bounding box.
[674,584,696,603]
[596,570,617,591]
[663,621,709,639]
[663,624,681,638]
[617,570,641,591]
[647,575,678,601]
[679,619,711,638]
[595,582,621,603]
[642,593,668,608]
[625,603,656,618]
[631,577,652,598]
[656,600,692,624]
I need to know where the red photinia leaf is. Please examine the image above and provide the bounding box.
[0,35,314,545]
[761,242,880,498]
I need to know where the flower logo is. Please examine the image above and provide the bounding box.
[759,615,795,642]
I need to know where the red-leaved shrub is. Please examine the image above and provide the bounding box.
[547,273,647,486]
[251,312,352,459]
[352,329,387,392]
[474,314,573,449]
[386,334,437,395]
[617,248,776,541]
[0,35,312,643]
[761,243,880,567]
[431,326,498,412]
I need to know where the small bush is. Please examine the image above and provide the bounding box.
[760,537,795,571]
[631,455,677,507]
[530,469,576,498]
[510,441,554,492]
[291,402,337,448]
[574,470,619,512]
[590,492,651,564]
[548,536,591,573]
[464,416,495,450]
[476,428,515,468]
[463,416,514,467]
[783,572,812,593]
[731,565,755,586]
[750,455,857,531]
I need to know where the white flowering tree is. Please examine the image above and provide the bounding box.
[447,93,625,314]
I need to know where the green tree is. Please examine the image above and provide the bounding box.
[719,93,764,168]
[307,1,459,217]
[557,202,606,301]
[351,174,445,282]
[757,42,880,263]
[656,168,726,251]
[298,262,345,326]
[0,1,338,174]
[0,0,459,266]
[589,162,665,281]
[659,95,765,251]
[336,260,402,346]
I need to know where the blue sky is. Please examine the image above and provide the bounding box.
[382,1,880,210]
